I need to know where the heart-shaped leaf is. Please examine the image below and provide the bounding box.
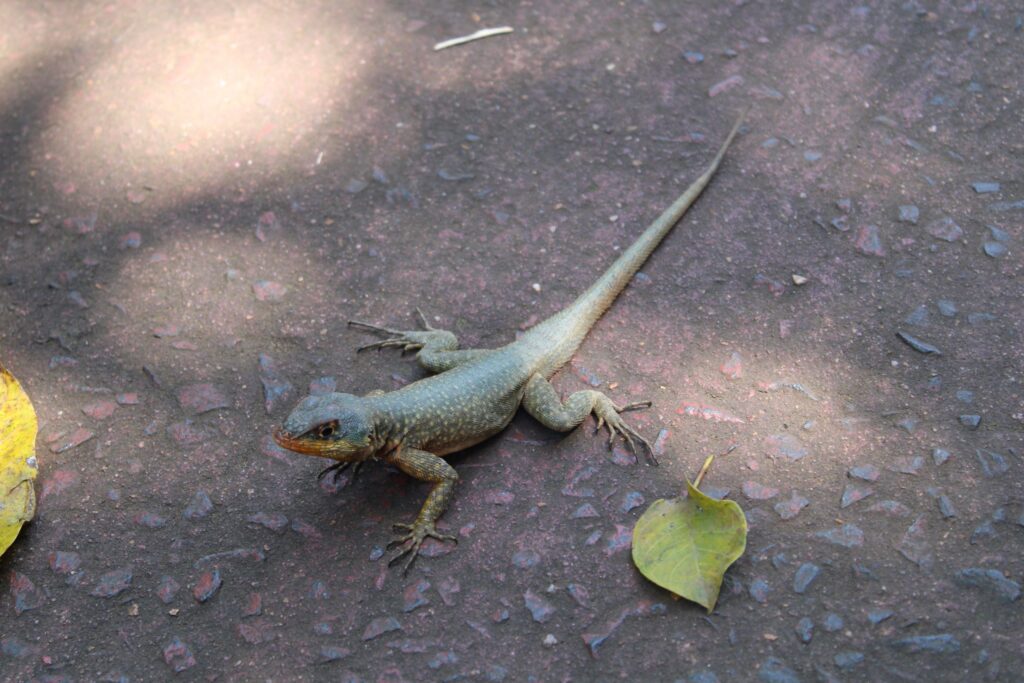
[0,362,39,557]
[632,479,747,612]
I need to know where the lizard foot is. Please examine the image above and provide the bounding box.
[386,520,458,575]
[349,314,455,353]
[317,460,362,485]
[594,399,658,466]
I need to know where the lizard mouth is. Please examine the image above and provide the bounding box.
[272,427,329,456]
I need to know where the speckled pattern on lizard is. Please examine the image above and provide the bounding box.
[273,109,747,573]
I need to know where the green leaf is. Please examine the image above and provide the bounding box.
[631,480,747,612]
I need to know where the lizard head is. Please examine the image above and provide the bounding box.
[273,393,375,461]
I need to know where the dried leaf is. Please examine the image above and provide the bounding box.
[631,480,746,612]
[0,362,39,557]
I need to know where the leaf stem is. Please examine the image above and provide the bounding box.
[693,454,715,490]
[693,443,739,490]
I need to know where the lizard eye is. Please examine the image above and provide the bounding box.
[317,422,338,439]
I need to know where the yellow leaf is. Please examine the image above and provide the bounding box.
[0,362,39,557]
[631,480,747,613]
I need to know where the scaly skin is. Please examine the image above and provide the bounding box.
[274,109,747,573]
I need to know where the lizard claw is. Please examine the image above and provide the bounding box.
[596,399,658,466]
[317,460,362,485]
[386,520,458,575]
[348,320,401,335]
[414,308,435,330]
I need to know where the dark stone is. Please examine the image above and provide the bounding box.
[959,415,981,430]
[816,524,864,548]
[868,609,894,625]
[822,613,844,632]
[362,617,402,641]
[749,578,770,603]
[163,638,196,672]
[834,652,864,670]
[793,563,820,594]
[897,331,941,355]
[794,617,813,643]
[757,657,800,683]
[975,449,1008,477]
[890,634,961,654]
[925,217,964,242]
[523,590,555,623]
[953,568,1020,602]
[192,569,223,603]
[184,491,213,520]
[91,568,133,598]
[897,205,919,224]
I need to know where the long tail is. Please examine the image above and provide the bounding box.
[523,107,748,374]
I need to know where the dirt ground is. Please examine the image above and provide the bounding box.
[1,1,1022,681]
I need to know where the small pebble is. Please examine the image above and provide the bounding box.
[854,224,885,256]
[362,617,402,641]
[749,578,770,603]
[708,74,744,98]
[972,182,1000,194]
[959,415,981,430]
[953,568,1020,602]
[92,568,133,598]
[897,205,920,224]
[773,492,809,520]
[988,225,1010,243]
[904,305,929,326]
[822,613,844,632]
[975,449,1009,477]
[888,456,924,475]
[834,652,864,670]
[840,484,873,508]
[983,241,1007,257]
[523,590,555,623]
[925,216,964,242]
[162,638,196,673]
[848,464,880,481]
[793,563,821,594]
[816,524,864,548]
[757,657,800,683]
[897,331,941,355]
[794,617,813,643]
[742,481,780,501]
[183,491,213,520]
[890,634,960,654]
[620,491,645,513]
[936,299,957,317]
[192,569,222,603]
[868,609,894,625]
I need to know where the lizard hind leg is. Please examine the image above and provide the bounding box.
[522,373,658,465]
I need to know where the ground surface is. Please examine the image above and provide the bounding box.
[1,1,1022,681]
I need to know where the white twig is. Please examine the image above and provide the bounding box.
[433,26,514,51]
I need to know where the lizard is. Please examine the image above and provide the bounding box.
[273,108,747,573]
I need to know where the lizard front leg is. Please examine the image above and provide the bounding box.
[384,446,459,574]
[349,309,491,373]
[522,373,657,465]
